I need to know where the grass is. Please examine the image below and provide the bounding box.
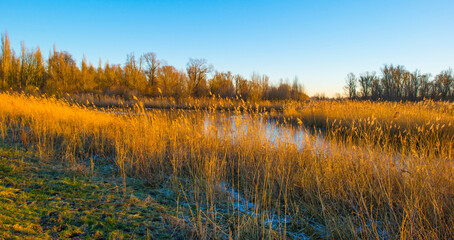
[0,142,195,239]
[1,92,453,239]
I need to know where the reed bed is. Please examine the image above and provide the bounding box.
[278,100,454,157]
[1,92,453,239]
[66,93,288,112]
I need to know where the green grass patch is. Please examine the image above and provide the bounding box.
[0,142,194,239]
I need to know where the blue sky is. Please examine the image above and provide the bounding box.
[1,0,453,96]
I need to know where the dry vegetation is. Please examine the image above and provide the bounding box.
[65,92,292,112]
[1,92,453,239]
[279,100,454,153]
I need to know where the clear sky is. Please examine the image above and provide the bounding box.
[1,0,453,96]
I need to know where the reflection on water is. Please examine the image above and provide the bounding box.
[202,112,325,151]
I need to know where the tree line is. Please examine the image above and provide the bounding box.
[344,65,454,101]
[0,32,308,102]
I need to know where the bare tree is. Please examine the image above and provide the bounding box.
[291,76,307,100]
[0,31,12,90]
[358,72,375,99]
[434,69,453,100]
[381,64,407,100]
[47,47,78,93]
[78,55,97,92]
[402,71,411,100]
[209,71,235,98]
[123,53,146,91]
[142,52,160,94]
[344,73,357,99]
[408,70,421,101]
[234,74,249,99]
[158,65,188,100]
[249,72,269,101]
[186,58,212,97]
[370,77,382,100]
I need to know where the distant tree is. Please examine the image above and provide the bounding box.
[46,47,78,94]
[381,64,407,100]
[79,56,97,92]
[142,52,160,95]
[346,65,437,101]
[31,47,46,90]
[370,76,382,100]
[312,92,327,100]
[265,78,305,101]
[291,76,308,100]
[277,81,292,100]
[95,59,105,92]
[10,51,21,90]
[344,73,357,99]
[249,73,261,101]
[234,74,249,99]
[434,69,453,100]
[259,74,269,97]
[291,76,299,98]
[124,53,146,92]
[187,58,211,97]
[20,41,26,89]
[158,65,188,100]
[291,76,309,101]
[401,70,412,100]
[418,74,431,99]
[358,72,375,99]
[5,31,454,103]
[19,42,46,91]
[209,71,235,98]
[102,63,114,90]
[0,31,13,90]
[404,70,421,101]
